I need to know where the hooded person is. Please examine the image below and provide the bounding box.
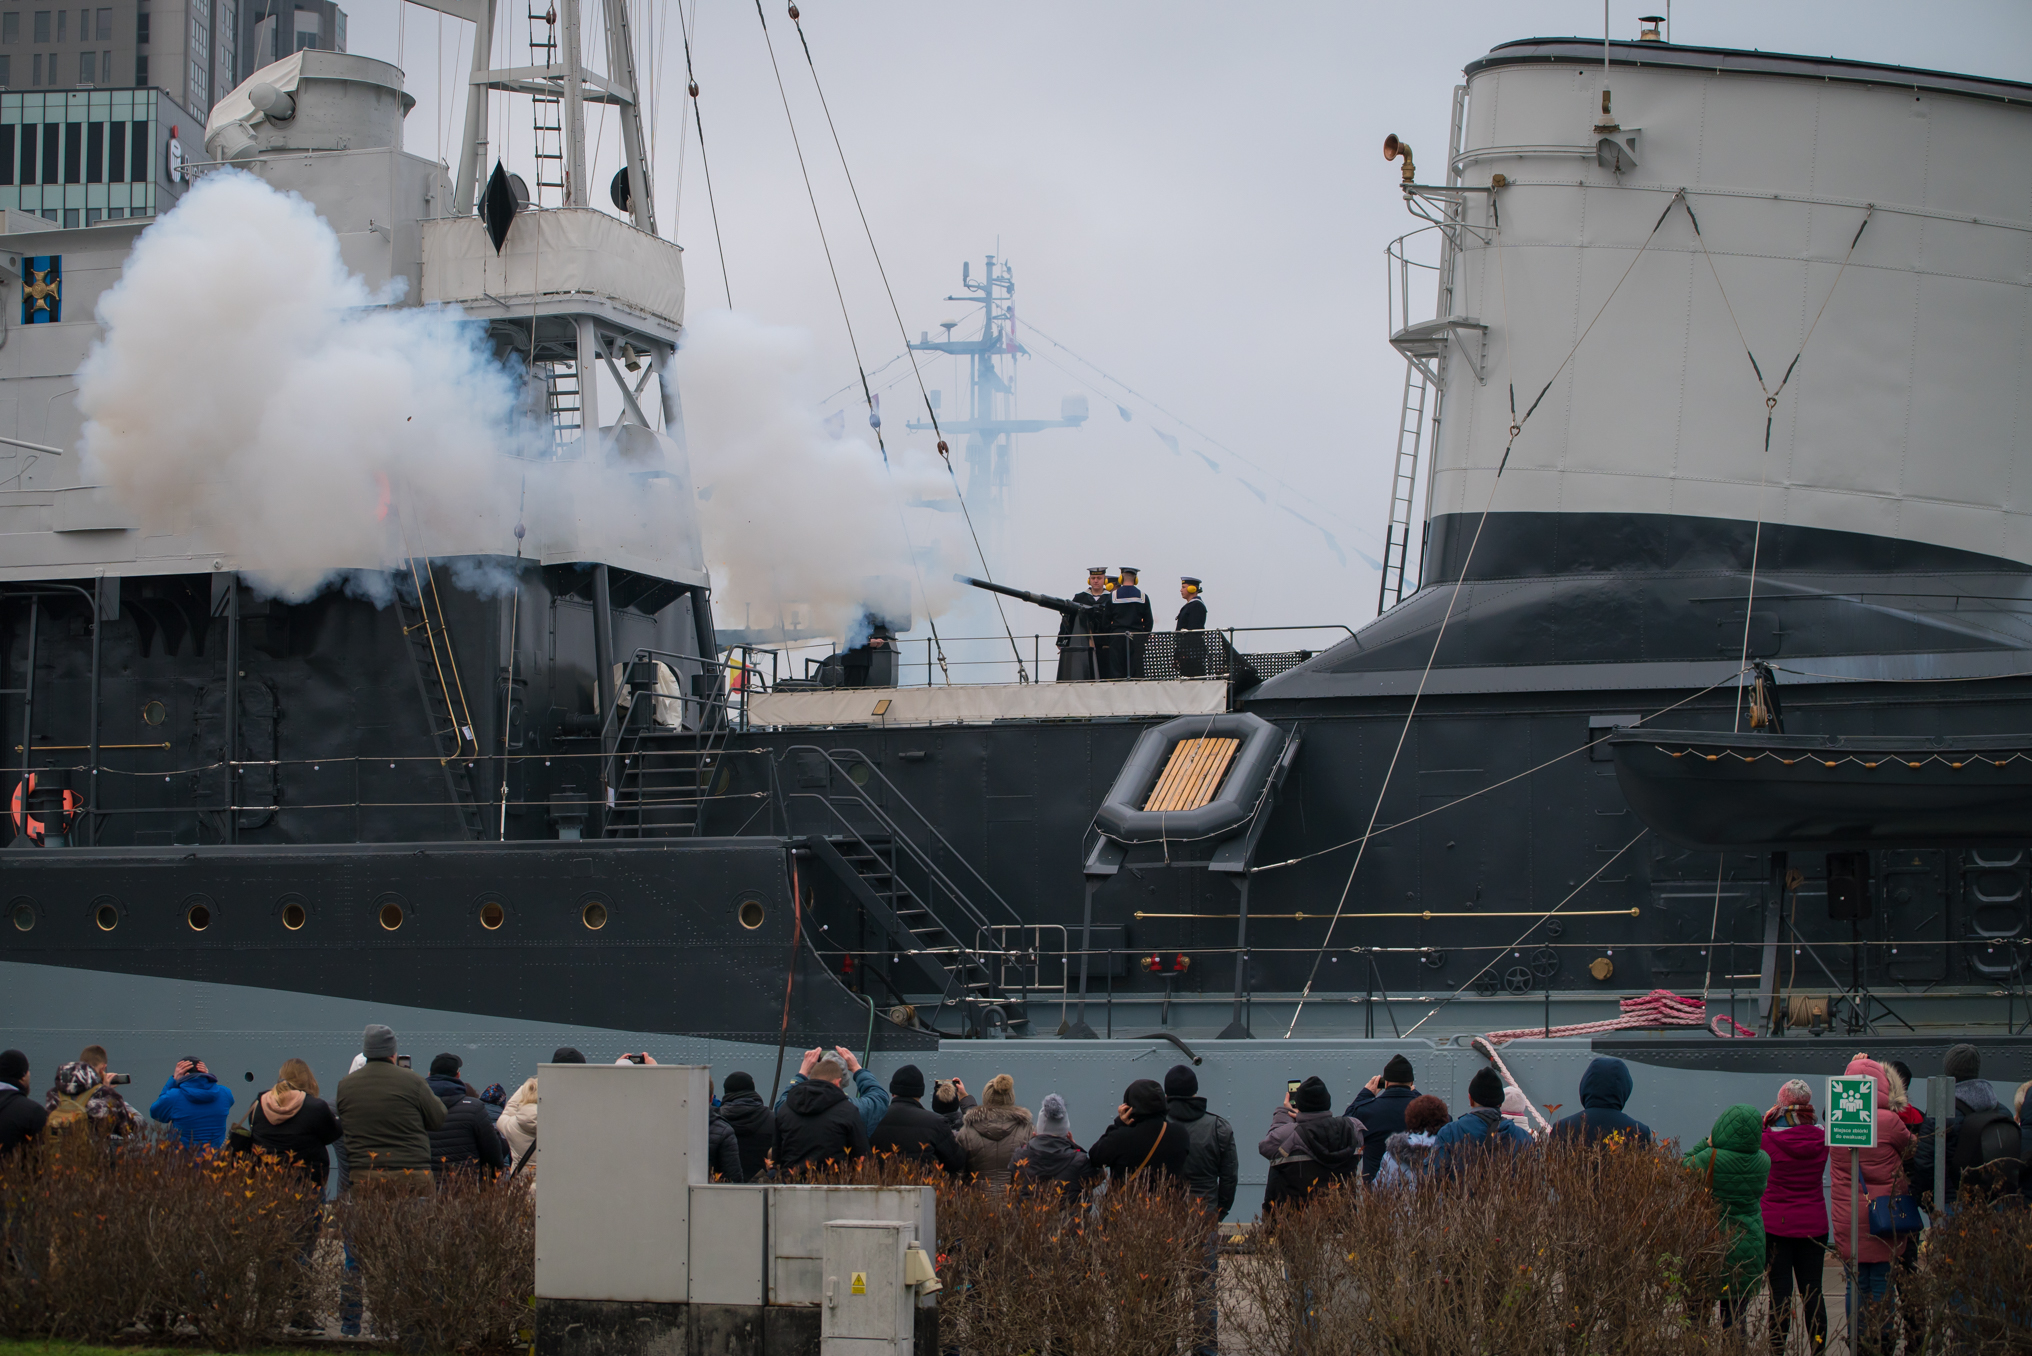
[1009,1093,1090,1197]
[955,1073,1035,1191]
[1164,1064,1239,1219]
[1500,1085,1543,1139]
[479,1084,508,1124]
[424,1053,508,1178]
[45,1050,140,1138]
[1431,1068,1533,1172]
[871,1064,966,1176]
[1828,1054,1915,1309]
[1258,1075,1363,1210]
[1345,1053,1419,1181]
[1913,1043,2022,1205]
[244,1057,341,1186]
[1760,1079,1830,1355]
[499,1077,540,1186]
[772,1053,873,1175]
[717,1072,774,1182]
[1684,1104,1772,1325]
[1375,1094,1450,1188]
[149,1056,236,1148]
[1548,1056,1652,1145]
[1090,1077,1190,1187]
[705,1080,744,1183]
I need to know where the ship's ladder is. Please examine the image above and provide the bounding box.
[527,5,566,204]
[396,558,485,840]
[1376,362,1430,614]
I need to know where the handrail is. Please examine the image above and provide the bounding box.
[782,744,1025,931]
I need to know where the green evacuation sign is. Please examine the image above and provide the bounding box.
[1827,1075,1878,1148]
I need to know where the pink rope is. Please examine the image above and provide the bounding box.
[1480,988,1757,1045]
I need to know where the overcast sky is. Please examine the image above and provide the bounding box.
[345,1,2032,646]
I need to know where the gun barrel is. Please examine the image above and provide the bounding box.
[953,574,1081,615]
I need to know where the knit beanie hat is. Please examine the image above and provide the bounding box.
[1777,1078,1814,1108]
[1468,1068,1505,1109]
[1501,1085,1531,1119]
[1038,1093,1071,1136]
[362,1024,397,1060]
[889,1064,926,1099]
[983,1073,1016,1108]
[552,1047,587,1064]
[1383,1054,1415,1085]
[1404,1093,1450,1133]
[723,1071,756,1096]
[1124,1078,1166,1118]
[1164,1064,1198,1098]
[430,1053,463,1077]
[1944,1043,1981,1081]
[0,1049,25,1085]
[1293,1075,1331,1114]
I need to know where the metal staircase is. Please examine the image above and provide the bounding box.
[1376,364,1430,613]
[785,747,1031,1031]
[395,559,484,840]
[527,5,567,205]
[604,726,725,837]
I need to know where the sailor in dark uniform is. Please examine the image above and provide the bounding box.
[1110,567,1155,679]
[1055,567,1110,681]
[1175,577,1208,678]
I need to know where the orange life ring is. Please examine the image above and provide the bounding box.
[11,775,78,844]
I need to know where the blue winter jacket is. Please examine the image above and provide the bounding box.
[1431,1106,1533,1172]
[1548,1056,1653,1146]
[775,1069,891,1137]
[150,1073,235,1148]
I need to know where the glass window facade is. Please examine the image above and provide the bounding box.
[0,91,158,221]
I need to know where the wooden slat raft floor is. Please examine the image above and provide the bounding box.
[1143,736,1240,813]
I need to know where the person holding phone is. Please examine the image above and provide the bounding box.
[334,1024,445,1191]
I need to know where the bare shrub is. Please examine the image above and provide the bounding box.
[338,1171,534,1354]
[1897,1187,2032,1355]
[0,1136,321,1349]
[1223,1136,1754,1356]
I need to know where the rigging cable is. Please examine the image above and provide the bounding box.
[677,7,734,308]
[781,3,1024,683]
[1686,201,1874,1006]
[1402,827,1652,1037]
[752,1,961,682]
[1284,188,1686,1038]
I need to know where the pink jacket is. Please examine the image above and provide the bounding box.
[1828,1058,1914,1264]
[1761,1120,1830,1238]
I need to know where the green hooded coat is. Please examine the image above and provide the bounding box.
[1682,1103,1771,1302]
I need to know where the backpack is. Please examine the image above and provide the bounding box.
[45,1092,91,1137]
[1951,1106,2023,1194]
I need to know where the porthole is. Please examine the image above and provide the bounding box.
[581,900,608,931]
[479,900,505,931]
[9,898,34,932]
[141,699,167,727]
[94,902,119,932]
[737,898,765,930]
[281,901,308,931]
[847,761,873,787]
[378,901,404,931]
[186,902,212,931]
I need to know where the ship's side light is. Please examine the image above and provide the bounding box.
[282,901,308,931]
[582,900,609,931]
[480,900,506,930]
[379,902,404,931]
[737,897,765,930]
[95,902,118,931]
[10,899,35,932]
[186,902,211,931]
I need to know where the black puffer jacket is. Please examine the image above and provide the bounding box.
[1010,1133,1090,1197]
[426,1074,509,1176]
[1261,1108,1364,1210]
[719,1093,775,1181]
[1346,1084,1418,1180]
[772,1078,870,1174]
[872,1097,967,1175]
[1167,1095,1239,1218]
[0,1086,46,1155]
[708,1112,744,1181]
[1087,1109,1190,1187]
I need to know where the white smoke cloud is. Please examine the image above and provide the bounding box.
[672,308,962,641]
[76,172,959,640]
